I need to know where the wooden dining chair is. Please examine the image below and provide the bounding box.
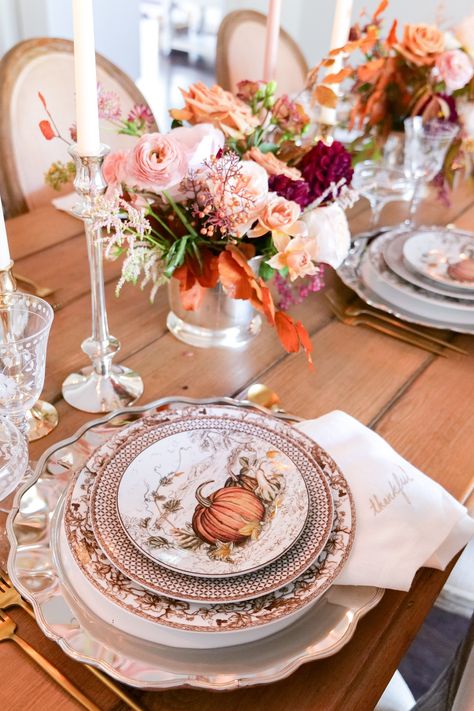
[216,10,308,96]
[0,38,158,218]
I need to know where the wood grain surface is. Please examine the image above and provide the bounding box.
[0,189,473,711]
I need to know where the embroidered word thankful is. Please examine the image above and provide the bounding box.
[369,468,415,515]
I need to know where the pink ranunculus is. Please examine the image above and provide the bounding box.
[171,123,225,169]
[125,125,225,195]
[302,204,351,269]
[103,150,129,189]
[267,233,319,281]
[249,192,303,238]
[436,49,474,92]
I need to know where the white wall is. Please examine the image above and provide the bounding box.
[1,0,141,79]
[225,0,474,68]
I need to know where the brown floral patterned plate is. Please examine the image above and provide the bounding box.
[69,407,336,603]
[90,405,333,582]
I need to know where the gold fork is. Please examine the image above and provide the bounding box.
[0,608,101,710]
[326,290,468,356]
[13,272,55,298]
[325,295,448,357]
[0,570,145,711]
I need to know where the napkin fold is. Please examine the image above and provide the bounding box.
[51,192,79,216]
[296,411,474,591]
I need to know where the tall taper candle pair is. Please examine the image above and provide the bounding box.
[61,0,143,413]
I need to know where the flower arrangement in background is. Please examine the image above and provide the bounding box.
[335,1,474,187]
[39,77,356,363]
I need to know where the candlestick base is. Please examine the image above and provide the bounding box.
[0,261,17,294]
[26,400,59,441]
[315,122,335,145]
[62,364,143,414]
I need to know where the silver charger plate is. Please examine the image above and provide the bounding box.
[384,231,474,301]
[7,396,382,690]
[338,232,474,334]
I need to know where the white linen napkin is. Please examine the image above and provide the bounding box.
[296,411,474,591]
[51,192,79,216]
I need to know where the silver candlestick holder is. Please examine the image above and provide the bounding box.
[0,261,59,441]
[61,144,144,413]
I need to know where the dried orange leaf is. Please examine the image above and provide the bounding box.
[314,85,338,109]
[372,0,388,21]
[324,67,353,83]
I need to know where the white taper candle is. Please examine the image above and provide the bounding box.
[263,0,282,83]
[0,197,11,270]
[72,0,101,156]
[320,0,353,126]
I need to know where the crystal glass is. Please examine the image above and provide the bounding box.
[0,418,28,502]
[352,160,415,229]
[0,293,54,436]
[167,257,263,349]
[404,118,459,226]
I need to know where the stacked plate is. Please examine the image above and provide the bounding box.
[54,403,356,650]
[338,226,474,333]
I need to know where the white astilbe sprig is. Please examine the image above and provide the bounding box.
[336,184,359,210]
[305,178,350,211]
[92,192,166,299]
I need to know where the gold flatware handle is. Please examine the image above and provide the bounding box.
[356,305,468,355]
[12,632,101,711]
[359,318,447,357]
[13,272,55,298]
[19,599,144,711]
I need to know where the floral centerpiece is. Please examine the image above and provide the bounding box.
[39,80,356,363]
[335,1,474,188]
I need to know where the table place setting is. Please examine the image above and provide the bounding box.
[0,0,473,708]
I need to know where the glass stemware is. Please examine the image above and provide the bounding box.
[0,293,54,437]
[403,118,459,226]
[352,160,415,229]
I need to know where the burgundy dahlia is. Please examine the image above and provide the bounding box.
[298,140,353,204]
[268,174,311,207]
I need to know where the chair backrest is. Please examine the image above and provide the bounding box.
[0,38,158,217]
[216,10,308,96]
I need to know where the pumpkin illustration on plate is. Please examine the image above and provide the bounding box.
[192,480,265,545]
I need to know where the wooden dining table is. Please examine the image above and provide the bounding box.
[0,186,473,711]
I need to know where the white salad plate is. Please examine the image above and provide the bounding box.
[7,397,375,690]
[79,407,335,603]
[338,231,474,334]
[90,406,328,579]
[383,231,474,301]
[403,228,474,292]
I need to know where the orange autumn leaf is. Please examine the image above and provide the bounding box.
[359,25,379,53]
[275,312,313,366]
[387,19,398,47]
[324,67,353,84]
[217,249,254,301]
[314,85,338,109]
[321,57,336,67]
[38,91,47,110]
[357,57,385,82]
[372,0,388,22]
[39,119,55,140]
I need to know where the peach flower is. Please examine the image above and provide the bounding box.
[249,193,303,238]
[232,160,269,235]
[302,204,351,269]
[436,50,474,92]
[103,150,129,190]
[170,82,259,138]
[396,24,445,66]
[244,147,302,180]
[267,233,319,281]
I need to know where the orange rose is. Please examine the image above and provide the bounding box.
[396,24,445,66]
[170,82,259,138]
[244,147,302,180]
